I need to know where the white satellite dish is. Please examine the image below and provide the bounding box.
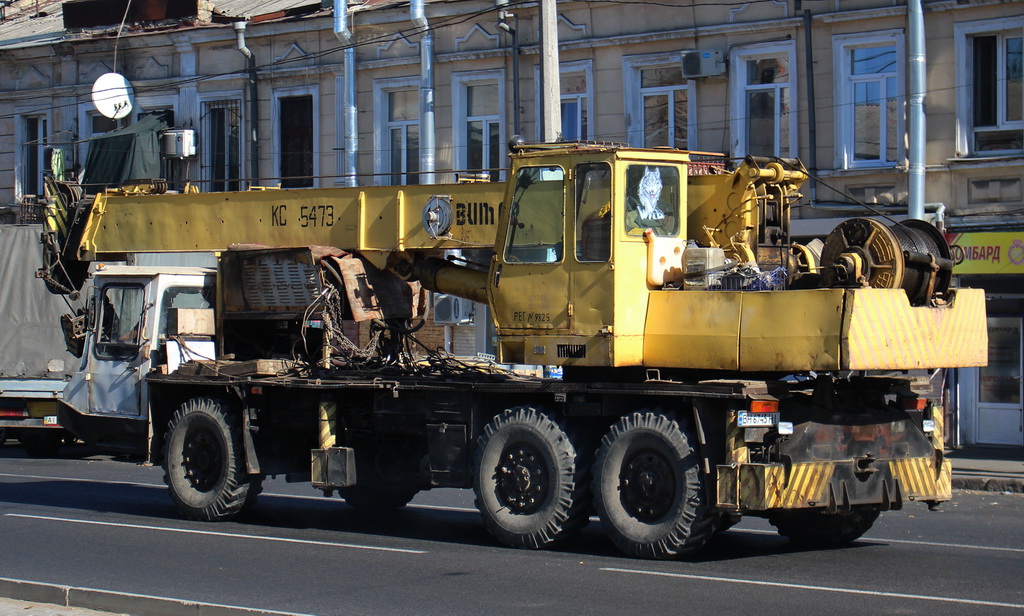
[91,72,135,120]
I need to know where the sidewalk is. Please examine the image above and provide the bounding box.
[948,445,1024,493]
[0,579,313,616]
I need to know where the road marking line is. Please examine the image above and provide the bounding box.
[601,567,1024,610]
[5,513,426,554]
[0,471,161,488]
[5,473,1022,554]
[0,471,479,511]
[736,528,1024,554]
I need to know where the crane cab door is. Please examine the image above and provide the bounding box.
[491,164,571,336]
[569,162,615,341]
[87,280,152,418]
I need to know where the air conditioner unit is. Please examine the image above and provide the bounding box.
[681,50,725,79]
[161,129,197,158]
[433,293,475,325]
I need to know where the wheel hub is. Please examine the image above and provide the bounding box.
[495,444,547,514]
[182,428,222,492]
[619,449,675,522]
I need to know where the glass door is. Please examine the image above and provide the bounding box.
[977,316,1024,446]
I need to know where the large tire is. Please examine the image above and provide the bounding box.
[769,506,880,547]
[592,410,714,559]
[20,430,62,458]
[474,407,591,549]
[163,397,261,521]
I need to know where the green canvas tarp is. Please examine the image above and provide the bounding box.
[82,111,171,189]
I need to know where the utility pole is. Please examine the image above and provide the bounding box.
[539,0,561,142]
[907,0,926,220]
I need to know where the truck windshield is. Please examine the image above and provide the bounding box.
[504,166,565,264]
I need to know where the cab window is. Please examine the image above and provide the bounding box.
[96,284,145,358]
[624,164,680,237]
[575,162,611,262]
[158,286,213,340]
[504,166,565,264]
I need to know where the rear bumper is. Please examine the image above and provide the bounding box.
[716,456,952,512]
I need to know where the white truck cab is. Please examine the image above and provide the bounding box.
[59,266,215,454]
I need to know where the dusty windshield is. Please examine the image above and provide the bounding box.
[504,166,565,264]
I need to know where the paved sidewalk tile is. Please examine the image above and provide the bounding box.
[0,597,126,616]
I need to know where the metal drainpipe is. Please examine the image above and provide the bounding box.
[234,21,260,185]
[411,0,435,185]
[908,0,926,220]
[334,0,358,187]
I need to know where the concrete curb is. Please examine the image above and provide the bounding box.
[953,477,1024,493]
[0,579,317,616]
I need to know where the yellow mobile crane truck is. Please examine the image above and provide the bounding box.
[39,141,985,559]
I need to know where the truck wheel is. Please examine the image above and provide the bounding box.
[474,407,591,549]
[163,397,261,521]
[769,506,880,547]
[592,410,713,559]
[21,431,62,457]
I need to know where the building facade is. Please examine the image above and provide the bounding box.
[0,0,1021,447]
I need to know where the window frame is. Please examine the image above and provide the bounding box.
[452,69,505,181]
[533,60,594,142]
[16,113,50,198]
[198,92,245,192]
[95,283,147,360]
[833,31,906,169]
[373,76,421,186]
[272,86,320,188]
[729,41,798,159]
[623,53,696,149]
[955,17,1024,157]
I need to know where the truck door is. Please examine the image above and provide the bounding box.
[571,162,614,337]
[89,282,149,417]
[491,164,571,334]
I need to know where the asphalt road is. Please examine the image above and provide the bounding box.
[2,442,1023,616]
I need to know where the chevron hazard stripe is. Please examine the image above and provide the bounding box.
[843,288,987,370]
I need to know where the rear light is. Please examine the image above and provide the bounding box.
[749,400,778,414]
[0,409,29,418]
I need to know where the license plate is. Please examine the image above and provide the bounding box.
[738,411,778,427]
[43,416,59,426]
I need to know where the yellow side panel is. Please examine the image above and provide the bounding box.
[614,334,645,365]
[644,289,844,371]
[739,289,844,372]
[842,288,988,370]
[644,291,741,370]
